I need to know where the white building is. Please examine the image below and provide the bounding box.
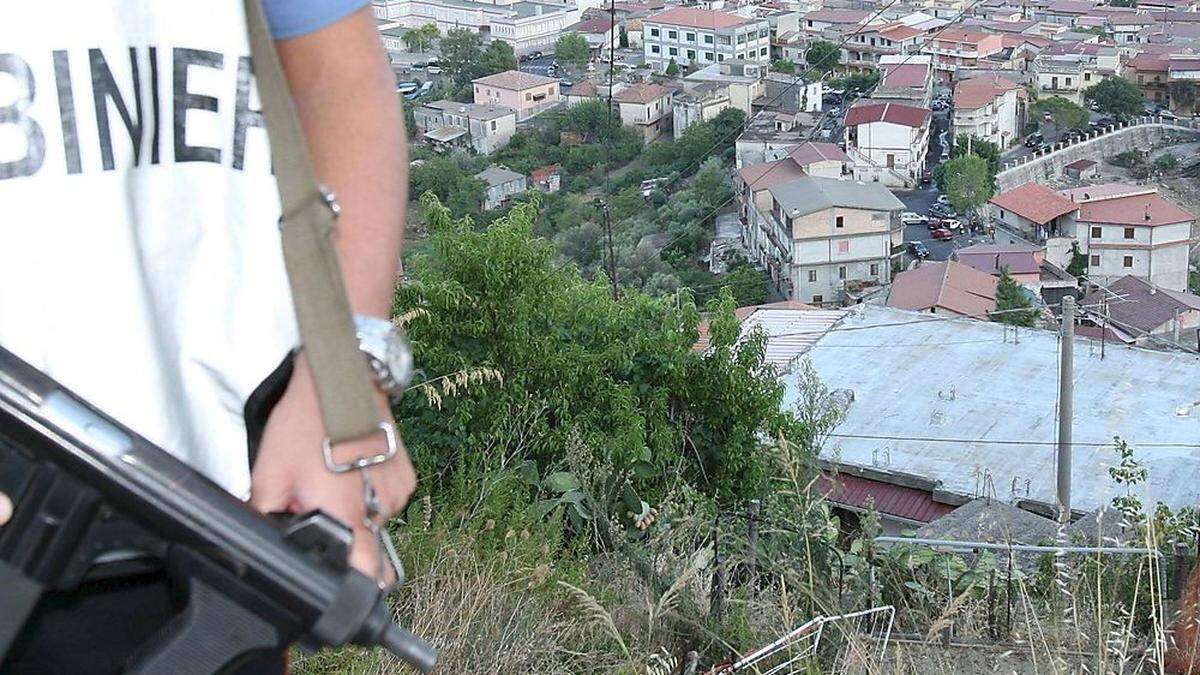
[684,60,766,116]
[412,100,518,155]
[951,75,1026,149]
[844,102,931,188]
[373,0,580,54]
[642,7,771,71]
[673,82,732,139]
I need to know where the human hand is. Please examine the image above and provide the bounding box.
[249,358,415,583]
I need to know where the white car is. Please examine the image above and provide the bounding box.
[941,218,962,231]
[936,194,950,206]
[900,211,928,225]
[427,65,442,75]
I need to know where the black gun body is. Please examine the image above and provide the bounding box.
[0,347,435,673]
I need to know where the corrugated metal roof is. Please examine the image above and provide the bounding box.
[738,307,847,370]
[819,473,957,523]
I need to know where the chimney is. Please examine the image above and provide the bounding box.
[1145,203,1152,221]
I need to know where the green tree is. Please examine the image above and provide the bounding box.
[951,135,1000,176]
[709,107,747,149]
[402,24,439,53]
[442,28,483,85]
[992,267,1038,327]
[1031,96,1089,130]
[1084,77,1145,120]
[805,40,841,75]
[555,33,591,70]
[664,57,679,77]
[1154,153,1178,173]
[942,155,994,214]
[476,40,517,78]
[398,194,803,507]
[720,260,770,306]
[1169,81,1197,112]
[828,71,880,95]
[1066,241,1087,278]
[411,156,465,201]
[772,59,796,74]
[447,175,489,217]
[619,25,629,49]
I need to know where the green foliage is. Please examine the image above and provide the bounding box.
[827,71,880,95]
[664,57,679,77]
[619,25,629,49]
[1066,242,1087,279]
[1191,269,1200,295]
[398,194,802,512]
[1031,95,1089,130]
[992,267,1038,327]
[942,155,994,214]
[441,29,483,86]
[402,24,439,53]
[1084,77,1145,119]
[951,135,1000,176]
[477,40,518,78]
[1153,152,1178,173]
[710,107,747,145]
[772,59,796,74]
[1109,149,1145,168]
[1110,0,1136,6]
[555,33,591,69]
[718,253,770,306]
[1169,81,1197,111]
[805,40,840,75]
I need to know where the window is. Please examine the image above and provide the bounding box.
[838,266,847,280]
[835,216,844,228]
[759,28,769,38]
[706,51,715,60]
[812,295,823,303]
[704,34,713,44]
[1090,254,1100,266]
[759,47,768,56]
[1123,255,1134,268]
[651,44,660,54]
[870,263,879,276]
[1124,227,1135,239]
[838,240,849,253]
[719,35,731,45]
[490,120,496,131]
[668,29,677,39]
[650,27,660,37]
[1065,77,1072,86]
[808,269,817,282]
[737,33,746,44]
[687,49,696,60]
[525,93,532,101]
[718,54,725,61]
[1091,226,1102,238]
[1084,72,1091,81]
[668,46,678,56]
[686,32,695,41]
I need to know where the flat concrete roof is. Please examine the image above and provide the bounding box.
[779,304,1200,513]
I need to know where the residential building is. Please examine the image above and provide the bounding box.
[953,242,1045,287]
[989,181,1080,241]
[1033,43,1122,105]
[887,260,999,317]
[924,28,1004,80]
[612,83,673,142]
[641,8,771,71]
[759,72,823,113]
[778,303,1200,515]
[1109,13,1155,45]
[412,100,518,155]
[842,21,928,70]
[952,75,1027,148]
[735,159,809,290]
[1063,158,1100,180]
[844,102,931,187]
[1126,51,1171,105]
[1065,183,1195,292]
[1034,0,1095,26]
[1168,55,1200,114]
[735,110,809,168]
[765,176,905,304]
[798,8,873,44]
[475,166,527,210]
[473,70,561,121]
[685,60,767,115]
[530,164,561,193]
[1082,275,1200,345]
[872,55,935,106]
[673,82,732,138]
[785,141,852,178]
[567,14,618,54]
[373,0,580,54]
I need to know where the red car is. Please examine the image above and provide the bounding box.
[931,228,953,241]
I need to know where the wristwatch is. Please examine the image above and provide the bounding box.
[353,314,414,396]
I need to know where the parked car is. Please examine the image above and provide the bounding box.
[931,228,954,241]
[1024,133,1043,148]
[921,169,933,185]
[935,194,950,206]
[908,241,931,258]
[427,65,442,75]
[941,218,962,231]
[900,211,928,225]
[397,81,419,95]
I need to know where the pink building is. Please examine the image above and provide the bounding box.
[472,70,562,121]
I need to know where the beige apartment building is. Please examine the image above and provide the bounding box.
[472,70,561,121]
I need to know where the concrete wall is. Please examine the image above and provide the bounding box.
[996,119,1200,192]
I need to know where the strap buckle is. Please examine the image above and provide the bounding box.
[278,184,341,230]
[322,421,399,473]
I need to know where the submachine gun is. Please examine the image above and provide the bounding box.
[0,346,436,673]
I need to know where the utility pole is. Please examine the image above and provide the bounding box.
[1057,295,1075,523]
[600,199,619,300]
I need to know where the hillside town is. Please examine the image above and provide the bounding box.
[370,0,1200,668]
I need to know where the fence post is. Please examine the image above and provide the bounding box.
[747,499,761,595]
[711,514,725,622]
[1175,542,1191,600]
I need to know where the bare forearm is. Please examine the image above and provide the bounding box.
[276,7,408,318]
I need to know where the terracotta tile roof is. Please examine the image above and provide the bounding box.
[887,261,999,316]
[1063,158,1097,170]
[785,141,851,166]
[956,249,1042,276]
[736,157,807,191]
[1059,182,1153,202]
[569,79,602,97]
[1127,52,1170,71]
[845,102,930,128]
[1046,0,1094,14]
[932,28,993,45]
[569,15,616,33]
[612,82,670,104]
[472,70,559,90]
[530,163,560,181]
[953,75,1024,109]
[1082,275,1200,333]
[879,63,928,88]
[817,473,957,523]
[988,181,1078,225]
[1075,192,1194,227]
[878,23,924,40]
[646,7,748,29]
